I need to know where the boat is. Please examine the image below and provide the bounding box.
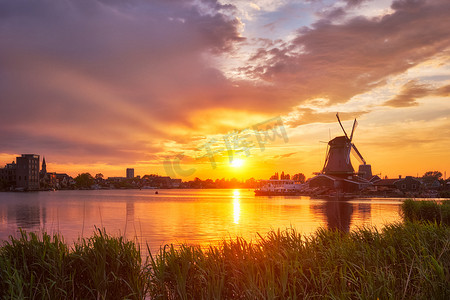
[254,179,305,196]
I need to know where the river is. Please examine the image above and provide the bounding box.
[0,189,405,254]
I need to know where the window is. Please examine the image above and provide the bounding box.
[412,184,416,189]
[402,184,406,189]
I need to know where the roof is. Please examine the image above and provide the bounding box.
[373,179,398,186]
[369,175,381,182]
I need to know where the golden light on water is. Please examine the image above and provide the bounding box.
[233,189,241,224]
[0,190,406,257]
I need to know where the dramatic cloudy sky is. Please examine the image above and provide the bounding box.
[1,0,449,179]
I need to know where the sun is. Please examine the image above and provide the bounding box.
[230,158,244,168]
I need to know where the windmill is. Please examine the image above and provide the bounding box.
[322,113,372,179]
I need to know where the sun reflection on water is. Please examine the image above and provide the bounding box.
[232,189,240,224]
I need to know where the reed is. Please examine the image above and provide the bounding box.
[147,223,450,299]
[0,228,145,300]
[402,199,450,225]
[69,228,146,299]
[0,229,71,299]
[0,217,449,298]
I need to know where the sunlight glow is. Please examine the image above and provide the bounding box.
[230,158,244,168]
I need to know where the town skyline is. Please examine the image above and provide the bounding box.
[0,152,447,183]
[1,0,449,180]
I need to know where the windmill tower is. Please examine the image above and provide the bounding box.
[322,113,371,179]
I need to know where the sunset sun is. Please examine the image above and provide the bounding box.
[230,158,244,168]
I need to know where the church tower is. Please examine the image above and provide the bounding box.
[41,157,47,175]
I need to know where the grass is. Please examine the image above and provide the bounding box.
[0,228,145,300]
[147,223,450,299]
[1,207,449,299]
[402,199,450,225]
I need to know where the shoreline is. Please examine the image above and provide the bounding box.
[1,187,450,199]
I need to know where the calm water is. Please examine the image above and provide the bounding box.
[0,189,404,254]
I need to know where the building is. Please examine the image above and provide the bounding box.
[126,168,134,179]
[16,154,40,190]
[308,174,371,193]
[371,176,422,195]
[394,176,421,192]
[0,161,17,189]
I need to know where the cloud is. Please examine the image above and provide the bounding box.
[244,0,450,104]
[317,0,369,20]
[273,152,297,159]
[435,84,450,97]
[0,0,245,164]
[286,108,368,127]
[0,0,449,174]
[383,80,432,107]
[383,81,450,107]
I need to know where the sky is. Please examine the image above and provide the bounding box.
[0,0,449,180]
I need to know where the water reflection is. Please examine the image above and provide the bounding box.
[14,204,46,230]
[311,199,372,232]
[324,200,353,231]
[124,201,135,239]
[232,190,240,224]
[0,190,403,254]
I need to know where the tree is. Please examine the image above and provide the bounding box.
[270,172,279,180]
[74,173,94,188]
[422,171,442,180]
[95,173,104,184]
[422,171,442,184]
[292,173,306,183]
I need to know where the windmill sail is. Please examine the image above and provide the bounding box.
[336,113,349,140]
[351,143,366,165]
[349,119,357,141]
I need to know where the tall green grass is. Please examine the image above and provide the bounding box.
[0,228,145,299]
[0,230,70,299]
[402,199,450,225]
[147,223,450,299]
[0,220,449,298]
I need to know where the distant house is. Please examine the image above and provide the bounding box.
[423,179,441,190]
[0,161,17,189]
[108,177,126,182]
[394,176,421,192]
[369,175,381,183]
[171,179,182,188]
[372,176,421,193]
[373,179,398,191]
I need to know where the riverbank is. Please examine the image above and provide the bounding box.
[1,200,449,299]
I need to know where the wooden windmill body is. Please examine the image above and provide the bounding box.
[322,114,371,179]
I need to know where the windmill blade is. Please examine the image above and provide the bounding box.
[349,119,358,142]
[336,113,349,140]
[322,144,330,173]
[351,143,366,165]
[351,147,363,164]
